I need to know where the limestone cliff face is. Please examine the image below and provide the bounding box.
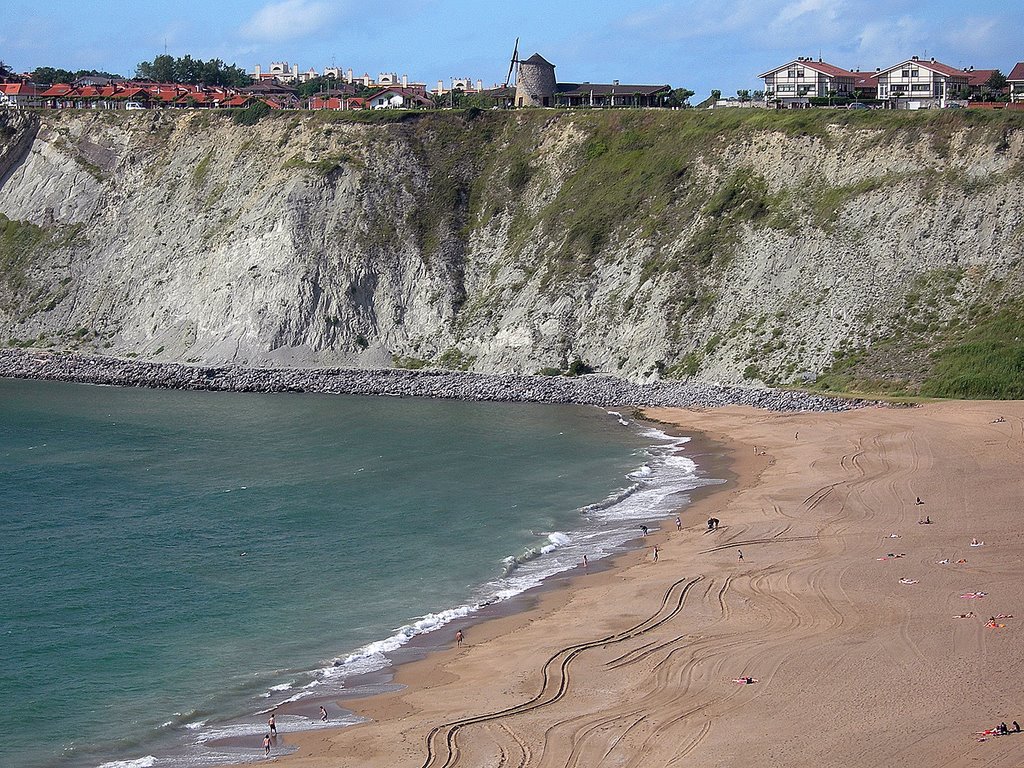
[1,108,1022,385]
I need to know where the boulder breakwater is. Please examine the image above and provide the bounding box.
[0,349,866,412]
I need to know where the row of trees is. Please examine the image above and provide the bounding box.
[135,55,250,87]
[29,67,121,84]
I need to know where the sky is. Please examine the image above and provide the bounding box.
[1,0,1022,96]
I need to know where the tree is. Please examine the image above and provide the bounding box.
[31,67,76,84]
[665,87,695,107]
[136,55,249,86]
[736,89,751,103]
[752,89,765,101]
[297,76,331,98]
[0,60,12,80]
[711,89,722,101]
[986,70,1008,91]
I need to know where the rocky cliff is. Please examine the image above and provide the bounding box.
[1,107,1023,393]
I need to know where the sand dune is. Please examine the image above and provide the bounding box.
[276,402,1024,768]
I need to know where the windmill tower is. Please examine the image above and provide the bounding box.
[504,40,556,108]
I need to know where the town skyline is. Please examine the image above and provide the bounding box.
[2,0,1022,97]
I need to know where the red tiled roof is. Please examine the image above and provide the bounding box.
[759,59,855,79]
[1,83,40,95]
[967,69,996,87]
[1009,62,1024,81]
[873,58,967,79]
[40,84,73,97]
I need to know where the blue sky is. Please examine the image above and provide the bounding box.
[1,0,1021,95]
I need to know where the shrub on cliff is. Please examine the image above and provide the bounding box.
[233,101,271,126]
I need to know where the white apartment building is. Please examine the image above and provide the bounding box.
[1010,62,1024,103]
[759,58,856,107]
[873,56,968,109]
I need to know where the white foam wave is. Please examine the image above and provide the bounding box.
[540,531,570,554]
[96,757,157,768]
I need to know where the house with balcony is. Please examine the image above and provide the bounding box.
[1009,63,1024,103]
[873,57,968,109]
[0,83,43,108]
[759,58,856,107]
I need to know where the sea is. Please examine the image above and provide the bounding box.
[0,377,720,768]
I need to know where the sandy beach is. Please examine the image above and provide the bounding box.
[263,401,1024,768]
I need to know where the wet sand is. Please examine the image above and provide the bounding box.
[255,402,1024,767]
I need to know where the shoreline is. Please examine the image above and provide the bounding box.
[0,348,863,411]
[241,416,755,766]
[232,401,1024,768]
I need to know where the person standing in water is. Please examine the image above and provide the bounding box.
[319,706,328,722]
[268,713,277,736]
[582,554,588,570]
[263,734,272,757]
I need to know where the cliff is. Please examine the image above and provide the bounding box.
[1,107,1023,395]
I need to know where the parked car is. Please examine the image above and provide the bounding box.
[847,102,869,110]
[125,102,146,110]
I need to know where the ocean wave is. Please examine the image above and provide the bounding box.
[580,482,641,513]
[96,757,157,768]
[158,710,208,731]
[198,418,716,765]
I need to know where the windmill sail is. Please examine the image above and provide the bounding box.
[504,37,520,88]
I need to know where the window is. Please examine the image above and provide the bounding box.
[911,70,919,77]
[911,83,930,92]
[901,69,910,78]
[777,84,795,93]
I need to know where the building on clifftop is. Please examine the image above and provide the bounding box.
[515,53,557,107]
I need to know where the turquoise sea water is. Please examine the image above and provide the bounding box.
[0,378,713,768]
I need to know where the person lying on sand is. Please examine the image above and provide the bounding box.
[899,578,919,585]
[938,559,950,564]
[918,516,931,524]
[986,621,1006,628]
[971,538,984,546]
[732,677,758,684]
[954,612,974,619]
[956,558,968,564]
[888,533,902,538]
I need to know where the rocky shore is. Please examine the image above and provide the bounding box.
[0,349,868,411]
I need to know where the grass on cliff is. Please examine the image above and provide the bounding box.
[921,302,1024,398]
[814,264,1024,400]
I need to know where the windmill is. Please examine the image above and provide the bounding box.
[503,38,520,88]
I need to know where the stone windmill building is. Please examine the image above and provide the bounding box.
[515,53,556,107]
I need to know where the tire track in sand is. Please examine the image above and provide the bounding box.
[419,576,704,768]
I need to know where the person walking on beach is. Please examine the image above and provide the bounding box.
[640,525,649,536]
[675,516,682,532]
[652,545,660,563]
[455,629,464,647]
[268,714,277,736]
[319,706,328,722]
[737,550,744,562]
[263,734,272,757]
